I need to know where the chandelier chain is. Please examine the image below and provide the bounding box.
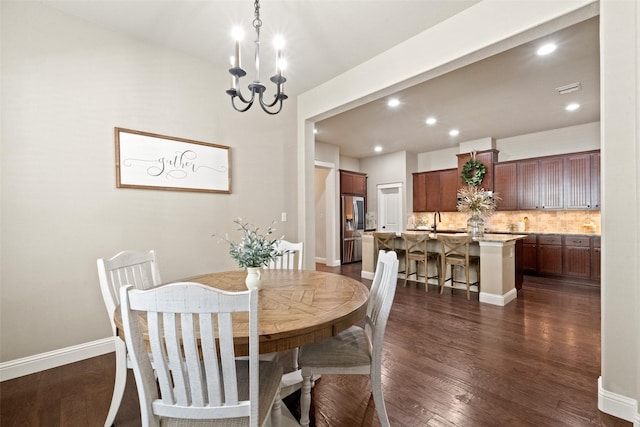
[253,0,262,28]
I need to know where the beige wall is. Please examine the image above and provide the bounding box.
[1,1,299,361]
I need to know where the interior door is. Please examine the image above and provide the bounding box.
[377,184,403,233]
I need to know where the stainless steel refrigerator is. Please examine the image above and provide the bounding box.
[341,195,365,263]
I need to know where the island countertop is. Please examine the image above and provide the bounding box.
[364,231,528,243]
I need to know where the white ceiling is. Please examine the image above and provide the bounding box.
[42,0,600,159]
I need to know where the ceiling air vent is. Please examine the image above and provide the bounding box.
[555,82,582,95]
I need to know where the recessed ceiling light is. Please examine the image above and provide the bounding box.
[537,43,557,56]
[313,128,318,134]
[387,98,400,108]
[566,103,580,111]
[425,117,437,125]
[374,146,383,153]
[449,129,459,137]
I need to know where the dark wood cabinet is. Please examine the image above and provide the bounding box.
[457,150,499,190]
[538,156,564,209]
[424,171,441,212]
[439,169,459,211]
[522,235,537,273]
[493,162,518,210]
[517,160,540,210]
[591,236,601,280]
[591,152,601,210]
[524,234,599,285]
[494,150,599,212]
[564,152,600,210]
[412,168,457,212]
[563,235,591,279]
[412,173,427,212]
[537,235,563,275]
[340,170,366,196]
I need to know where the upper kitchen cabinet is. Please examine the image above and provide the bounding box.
[564,150,601,210]
[413,172,427,212]
[412,168,458,212]
[439,169,459,211]
[493,162,518,210]
[517,159,540,210]
[457,149,499,191]
[340,170,367,196]
[495,150,600,211]
[591,152,600,209]
[538,156,564,209]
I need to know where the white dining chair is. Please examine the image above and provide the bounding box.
[298,250,399,427]
[268,240,304,271]
[120,282,283,427]
[265,240,305,398]
[96,250,162,427]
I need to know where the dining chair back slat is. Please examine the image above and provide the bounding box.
[268,240,304,271]
[120,282,283,427]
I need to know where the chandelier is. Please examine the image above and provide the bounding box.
[226,0,287,115]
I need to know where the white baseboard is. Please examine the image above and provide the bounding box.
[598,376,640,425]
[479,288,518,306]
[0,337,115,382]
[361,270,374,280]
[315,257,326,264]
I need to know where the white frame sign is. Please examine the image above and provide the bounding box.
[115,127,231,194]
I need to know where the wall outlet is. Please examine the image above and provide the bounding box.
[281,212,287,222]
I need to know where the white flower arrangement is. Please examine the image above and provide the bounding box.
[216,218,282,268]
[456,186,499,218]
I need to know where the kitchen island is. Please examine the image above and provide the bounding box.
[362,231,527,306]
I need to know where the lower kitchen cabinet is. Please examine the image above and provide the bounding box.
[522,235,537,272]
[537,235,563,276]
[563,235,591,279]
[524,233,600,285]
[592,237,601,280]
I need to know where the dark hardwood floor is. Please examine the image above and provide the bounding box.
[0,264,630,427]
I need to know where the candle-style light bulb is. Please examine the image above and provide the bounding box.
[231,26,245,69]
[273,35,285,75]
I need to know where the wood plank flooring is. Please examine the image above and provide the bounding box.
[0,264,631,427]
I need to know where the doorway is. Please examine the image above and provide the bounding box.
[314,161,338,266]
[376,183,404,233]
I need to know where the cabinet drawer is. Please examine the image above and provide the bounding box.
[523,235,537,244]
[564,236,590,247]
[538,235,562,245]
[592,236,601,248]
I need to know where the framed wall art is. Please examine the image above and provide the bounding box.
[115,128,231,194]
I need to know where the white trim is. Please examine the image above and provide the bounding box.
[314,160,337,269]
[361,270,375,280]
[479,288,518,306]
[0,337,115,381]
[598,377,640,425]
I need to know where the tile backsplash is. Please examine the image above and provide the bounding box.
[411,210,600,235]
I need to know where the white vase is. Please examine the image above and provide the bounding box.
[245,267,263,290]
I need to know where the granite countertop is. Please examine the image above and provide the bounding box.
[402,230,527,243]
[406,228,600,237]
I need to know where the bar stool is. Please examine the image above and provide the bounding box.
[373,231,405,274]
[437,234,480,300]
[402,233,440,291]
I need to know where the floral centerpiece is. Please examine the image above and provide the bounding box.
[456,186,499,237]
[216,218,282,289]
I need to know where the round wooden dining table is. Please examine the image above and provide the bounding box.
[115,269,369,356]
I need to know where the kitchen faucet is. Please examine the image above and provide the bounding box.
[433,211,441,233]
